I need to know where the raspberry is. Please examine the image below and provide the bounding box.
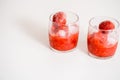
[99,20,115,30]
[52,11,66,26]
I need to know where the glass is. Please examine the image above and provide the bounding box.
[48,11,79,52]
[87,16,120,59]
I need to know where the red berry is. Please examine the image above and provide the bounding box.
[99,20,115,30]
[52,11,66,26]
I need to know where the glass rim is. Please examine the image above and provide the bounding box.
[89,16,120,31]
[49,10,79,25]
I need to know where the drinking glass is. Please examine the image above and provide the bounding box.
[48,11,79,52]
[87,16,119,59]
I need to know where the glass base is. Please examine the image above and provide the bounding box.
[49,46,77,53]
[88,52,114,60]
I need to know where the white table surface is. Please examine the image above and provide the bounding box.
[0,0,120,80]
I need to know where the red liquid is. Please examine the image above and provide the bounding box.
[87,32,118,57]
[49,29,79,51]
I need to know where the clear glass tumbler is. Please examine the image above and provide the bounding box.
[87,16,119,59]
[48,11,79,52]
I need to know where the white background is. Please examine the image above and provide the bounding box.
[0,0,120,80]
